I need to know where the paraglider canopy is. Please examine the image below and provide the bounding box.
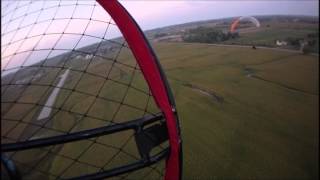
[230,16,260,33]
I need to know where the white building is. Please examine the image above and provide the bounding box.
[276,40,288,46]
[75,55,82,59]
[85,54,93,60]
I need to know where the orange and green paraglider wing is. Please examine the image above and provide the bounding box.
[230,16,260,33]
[230,18,241,33]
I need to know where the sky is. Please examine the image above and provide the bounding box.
[121,0,319,30]
[1,0,319,74]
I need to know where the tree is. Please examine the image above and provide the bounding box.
[182,26,238,43]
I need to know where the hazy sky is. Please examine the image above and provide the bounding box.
[2,0,319,73]
[121,0,319,30]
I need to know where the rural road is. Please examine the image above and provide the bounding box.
[37,68,70,120]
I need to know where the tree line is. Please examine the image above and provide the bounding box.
[182,26,239,43]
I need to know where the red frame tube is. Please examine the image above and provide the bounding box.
[96,1,181,180]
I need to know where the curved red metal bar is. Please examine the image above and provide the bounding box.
[96,1,182,180]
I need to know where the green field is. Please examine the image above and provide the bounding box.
[2,42,319,179]
[222,24,319,55]
[150,16,319,54]
[154,43,319,179]
[1,44,165,179]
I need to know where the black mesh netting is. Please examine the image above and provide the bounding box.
[1,1,167,179]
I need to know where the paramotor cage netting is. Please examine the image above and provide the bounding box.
[1,1,181,180]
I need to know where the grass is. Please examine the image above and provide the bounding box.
[152,42,318,179]
[222,23,319,53]
[1,42,318,179]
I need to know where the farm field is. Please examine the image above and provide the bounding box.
[153,42,318,179]
[148,16,319,54]
[223,22,318,49]
[1,42,319,179]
